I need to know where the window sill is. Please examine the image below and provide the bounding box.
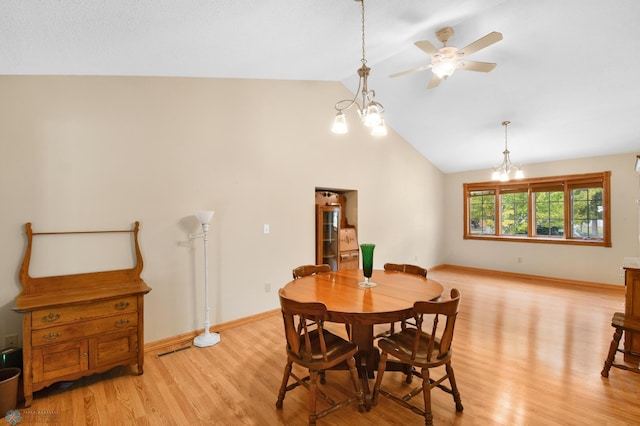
[464,234,610,247]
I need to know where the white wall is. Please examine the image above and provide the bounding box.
[442,153,640,285]
[0,76,444,344]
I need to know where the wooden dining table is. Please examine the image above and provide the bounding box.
[281,268,444,407]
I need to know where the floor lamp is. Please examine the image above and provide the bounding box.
[190,210,220,347]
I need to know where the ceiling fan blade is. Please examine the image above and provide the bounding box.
[426,74,441,90]
[389,64,432,78]
[414,40,440,56]
[458,31,503,57]
[458,60,497,72]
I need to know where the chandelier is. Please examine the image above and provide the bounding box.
[331,0,386,136]
[491,120,524,181]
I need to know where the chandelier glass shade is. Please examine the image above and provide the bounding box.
[331,0,387,137]
[491,121,524,181]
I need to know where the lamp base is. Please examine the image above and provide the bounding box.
[193,331,221,348]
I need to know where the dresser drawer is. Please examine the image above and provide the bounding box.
[31,296,137,329]
[339,250,359,270]
[31,312,138,347]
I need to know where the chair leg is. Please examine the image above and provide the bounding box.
[309,370,319,426]
[372,351,388,406]
[346,356,366,412]
[276,360,293,409]
[420,368,434,426]
[601,326,623,377]
[445,362,463,412]
[404,364,415,384]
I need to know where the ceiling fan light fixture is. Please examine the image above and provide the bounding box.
[330,0,386,137]
[390,28,502,90]
[491,120,524,181]
[432,58,457,79]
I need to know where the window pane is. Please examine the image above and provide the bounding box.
[535,191,564,237]
[571,187,603,239]
[469,190,495,235]
[500,191,528,235]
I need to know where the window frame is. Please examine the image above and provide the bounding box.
[463,171,611,247]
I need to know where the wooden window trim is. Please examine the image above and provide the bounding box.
[463,171,611,247]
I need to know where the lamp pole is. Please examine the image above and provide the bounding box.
[190,211,220,347]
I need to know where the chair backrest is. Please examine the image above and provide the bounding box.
[411,288,461,362]
[292,264,331,279]
[384,263,428,277]
[278,289,330,362]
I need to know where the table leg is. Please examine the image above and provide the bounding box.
[350,323,378,409]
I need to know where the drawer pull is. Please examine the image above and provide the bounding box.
[42,332,61,341]
[42,312,60,323]
[115,301,130,310]
[115,318,130,328]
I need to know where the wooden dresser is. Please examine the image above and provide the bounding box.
[624,257,640,363]
[13,222,152,407]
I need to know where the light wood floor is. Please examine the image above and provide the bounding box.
[10,266,640,425]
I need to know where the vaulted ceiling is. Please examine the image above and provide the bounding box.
[3,0,639,173]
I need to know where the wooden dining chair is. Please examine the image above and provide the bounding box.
[276,289,365,425]
[372,288,463,426]
[601,312,640,377]
[293,264,350,341]
[292,264,331,279]
[383,262,428,277]
[376,263,429,339]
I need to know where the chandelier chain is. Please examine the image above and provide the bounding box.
[361,0,367,66]
[503,120,510,151]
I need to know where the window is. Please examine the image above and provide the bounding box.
[469,190,495,235]
[463,172,611,246]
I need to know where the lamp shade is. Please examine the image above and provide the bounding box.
[195,211,215,225]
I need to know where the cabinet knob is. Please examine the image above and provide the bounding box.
[42,332,61,341]
[115,301,130,310]
[42,312,60,323]
[115,318,130,328]
[82,353,88,358]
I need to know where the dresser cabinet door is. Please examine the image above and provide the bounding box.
[32,340,89,383]
[90,328,138,368]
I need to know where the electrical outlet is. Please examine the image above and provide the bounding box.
[264,283,271,293]
[4,334,18,348]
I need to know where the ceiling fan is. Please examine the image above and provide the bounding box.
[390,27,503,89]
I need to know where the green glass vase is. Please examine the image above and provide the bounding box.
[359,243,376,288]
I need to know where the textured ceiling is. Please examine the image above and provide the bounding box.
[2,0,639,173]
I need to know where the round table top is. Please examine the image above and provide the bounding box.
[281,269,443,325]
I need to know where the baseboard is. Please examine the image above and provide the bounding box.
[430,263,624,292]
[145,308,280,354]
